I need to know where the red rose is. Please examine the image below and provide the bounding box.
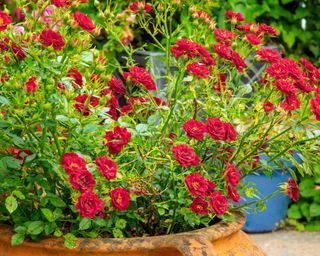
[110,188,130,211]
[51,0,71,8]
[224,122,237,142]
[206,179,216,196]
[266,62,288,79]
[213,44,233,60]
[231,51,247,72]
[206,117,237,142]
[10,148,32,161]
[186,62,211,78]
[310,94,320,121]
[73,11,96,32]
[214,28,237,42]
[152,96,166,106]
[74,94,100,116]
[40,29,65,50]
[287,177,299,202]
[190,197,209,214]
[256,48,281,63]
[245,33,262,45]
[25,77,38,93]
[209,191,228,216]
[263,101,274,113]
[67,68,83,86]
[61,152,87,175]
[280,95,300,111]
[0,37,10,52]
[128,2,153,13]
[275,79,298,95]
[69,169,96,192]
[124,66,156,91]
[224,163,240,187]
[95,156,117,181]
[172,144,201,167]
[0,11,13,31]
[105,126,132,154]
[227,186,240,203]
[183,119,206,140]
[75,191,106,218]
[184,172,208,197]
[225,10,244,23]
[107,76,126,95]
[11,43,26,59]
[258,24,278,36]
[14,8,25,22]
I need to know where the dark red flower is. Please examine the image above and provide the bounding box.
[206,118,236,142]
[190,197,209,214]
[225,10,244,23]
[224,122,237,142]
[0,11,13,31]
[300,58,320,79]
[282,58,304,80]
[51,0,71,8]
[124,66,156,91]
[14,8,25,22]
[256,48,281,63]
[214,28,237,42]
[74,94,99,116]
[69,169,96,192]
[263,101,275,113]
[67,68,83,86]
[25,77,38,93]
[227,186,240,203]
[266,62,288,79]
[10,148,32,161]
[183,119,206,140]
[287,177,299,202]
[186,62,211,78]
[237,23,259,33]
[95,156,117,181]
[184,172,208,197]
[245,33,262,45]
[110,188,131,211]
[129,2,152,13]
[275,79,298,95]
[61,152,87,175]
[258,24,278,36]
[11,43,26,59]
[213,44,233,60]
[172,144,201,167]
[280,95,300,111]
[153,96,166,106]
[107,76,126,95]
[209,191,228,216]
[105,126,132,154]
[206,179,216,196]
[213,73,226,93]
[73,11,96,32]
[196,44,215,66]
[224,164,240,187]
[75,191,106,218]
[40,29,65,50]
[310,94,320,121]
[0,37,10,52]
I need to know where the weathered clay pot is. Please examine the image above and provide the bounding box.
[0,212,265,256]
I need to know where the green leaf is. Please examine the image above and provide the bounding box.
[5,195,18,214]
[157,208,166,216]
[310,203,320,217]
[12,190,25,200]
[300,178,316,198]
[64,233,77,249]
[53,208,63,220]
[49,196,66,208]
[27,221,44,235]
[300,202,311,221]
[83,124,97,134]
[287,204,302,219]
[112,228,123,238]
[41,208,54,222]
[305,222,320,231]
[115,219,127,229]
[54,228,63,237]
[281,0,294,4]
[2,157,21,169]
[11,233,25,246]
[0,96,10,105]
[14,226,26,234]
[79,218,91,231]
[44,223,55,235]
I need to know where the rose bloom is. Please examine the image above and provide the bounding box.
[25,77,38,93]
[228,186,240,203]
[40,29,65,50]
[69,169,96,192]
[213,44,233,60]
[225,10,244,23]
[0,11,13,31]
[184,172,208,197]
[280,95,300,111]
[105,126,132,154]
[287,177,299,202]
[110,188,131,211]
[206,179,216,196]
[214,28,237,42]
[209,191,228,216]
[266,62,288,80]
[310,94,320,121]
[206,117,237,142]
[263,101,275,113]
[95,156,117,181]
[124,66,156,91]
[107,76,126,95]
[183,119,206,140]
[61,152,87,174]
[224,163,240,187]
[10,148,32,160]
[190,197,209,214]
[186,62,211,78]
[172,144,201,167]
[258,24,278,36]
[67,68,83,86]
[73,11,96,32]
[129,2,153,13]
[245,33,262,45]
[256,48,281,63]
[51,0,71,8]
[75,191,106,218]
[74,94,100,116]
[275,79,298,95]
[14,8,25,22]
[11,42,26,59]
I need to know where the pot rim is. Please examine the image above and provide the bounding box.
[0,211,245,253]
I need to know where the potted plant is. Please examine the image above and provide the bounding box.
[0,1,319,255]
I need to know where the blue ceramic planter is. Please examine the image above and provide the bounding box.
[241,153,302,233]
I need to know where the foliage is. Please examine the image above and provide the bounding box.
[0,0,319,248]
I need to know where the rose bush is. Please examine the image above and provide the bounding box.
[0,0,319,248]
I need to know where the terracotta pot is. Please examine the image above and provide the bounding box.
[0,212,265,256]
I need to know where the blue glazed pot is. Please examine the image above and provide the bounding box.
[241,153,302,233]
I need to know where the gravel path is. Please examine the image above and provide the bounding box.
[250,230,320,256]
